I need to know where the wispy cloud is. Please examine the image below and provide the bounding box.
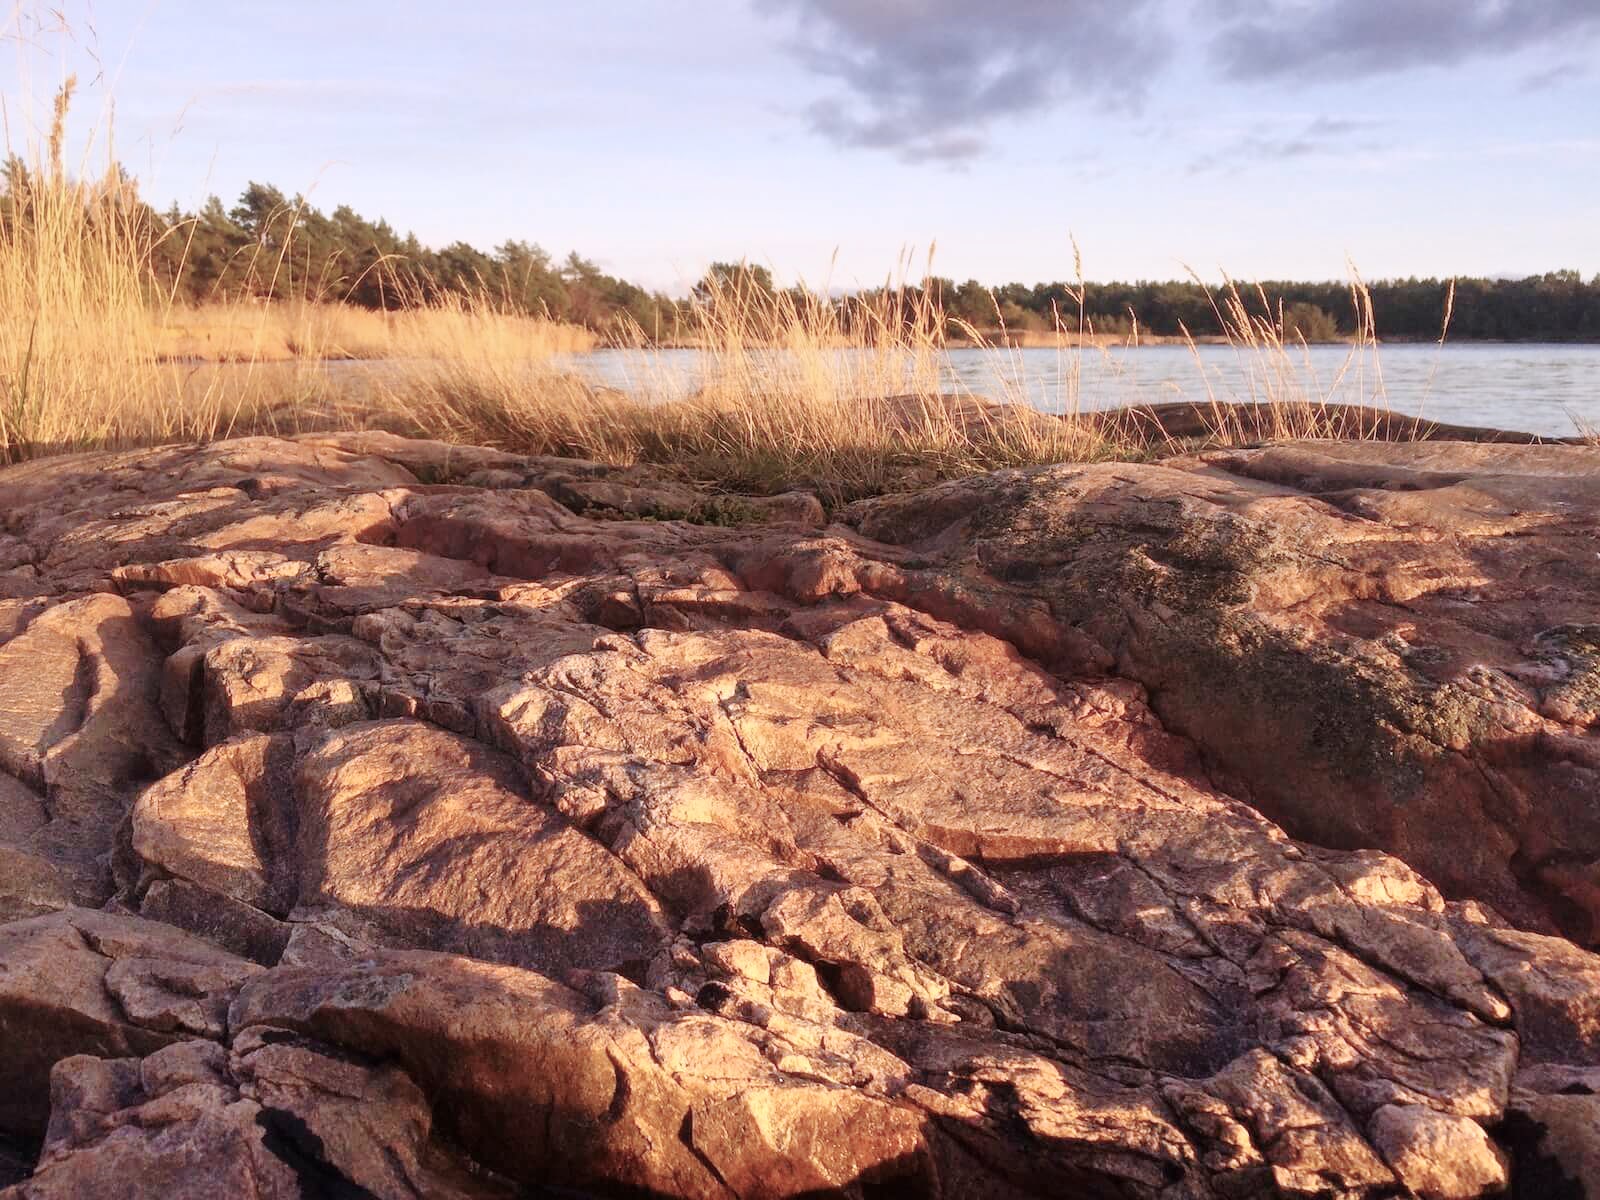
[1187,115,1385,174]
[1520,61,1590,93]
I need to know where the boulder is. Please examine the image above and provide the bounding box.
[843,440,1600,942]
[290,719,673,977]
[1368,1104,1507,1198]
[130,735,299,916]
[4,1034,511,1199]
[0,909,259,1137]
[130,719,673,978]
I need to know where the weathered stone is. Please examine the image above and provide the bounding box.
[0,777,76,922]
[0,432,1596,1196]
[131,735,298,915]
[842,440,1600,942]
[305,541,500,615]
[688,1086,935,1196]
[230,953,730,1196]
[0,909,257,1137]
[135,878,291,966]
[1200,1049,1397,1195]
[0,596,185,906]
[2,1034,509,1199]
[1450,918,1600,1063]
[198,634,382,742]
[1502,1091,1600,1196]
[291,719,673,977]
[1368,1104,1508,1199]
[111,550,315,594]
[231,1029,508,1199]
[0,846,76,923]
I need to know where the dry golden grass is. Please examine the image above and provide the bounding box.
[381,274,1125,502]
[0,79,1441,499]
[0,82,596,464]
[152,299,595,363]
[0,158,252,457]
[0,93,1137,498]
[1172,269,1394,446]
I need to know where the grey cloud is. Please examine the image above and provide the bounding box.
[1212,0,1600,80]
[764,0,1598,161]
[807,99,987,163]
[1186,116,1384,174]
[764,0,1172,161]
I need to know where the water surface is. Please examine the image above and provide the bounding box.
[569,343,1600,439]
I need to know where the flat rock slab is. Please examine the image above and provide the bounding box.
[0,432,1597,1196]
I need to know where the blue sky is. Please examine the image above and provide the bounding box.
[6,0,1599,292]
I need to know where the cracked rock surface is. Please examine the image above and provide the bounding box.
[0,431,1597,1197]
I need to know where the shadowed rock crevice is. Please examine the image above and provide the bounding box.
[253,1107,380,1200]
[0,432,1598,1195]
[0,1138,34,1191]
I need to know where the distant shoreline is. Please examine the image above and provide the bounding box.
[153,334,1600,365]
[625,333,1600,353]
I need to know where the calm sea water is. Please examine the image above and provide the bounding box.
[569,343,1600,439]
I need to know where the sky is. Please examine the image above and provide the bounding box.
[4,0,1598,293]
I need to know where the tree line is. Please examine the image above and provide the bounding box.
[917,272,1600,343]
[7,162,1598,343]
[146,180,672,333]
[0,162,673,333]
[622,260,1600,344]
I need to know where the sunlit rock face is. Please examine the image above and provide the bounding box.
[0,429,1597,1197]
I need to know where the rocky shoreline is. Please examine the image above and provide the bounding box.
[0,430,1596,1197]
